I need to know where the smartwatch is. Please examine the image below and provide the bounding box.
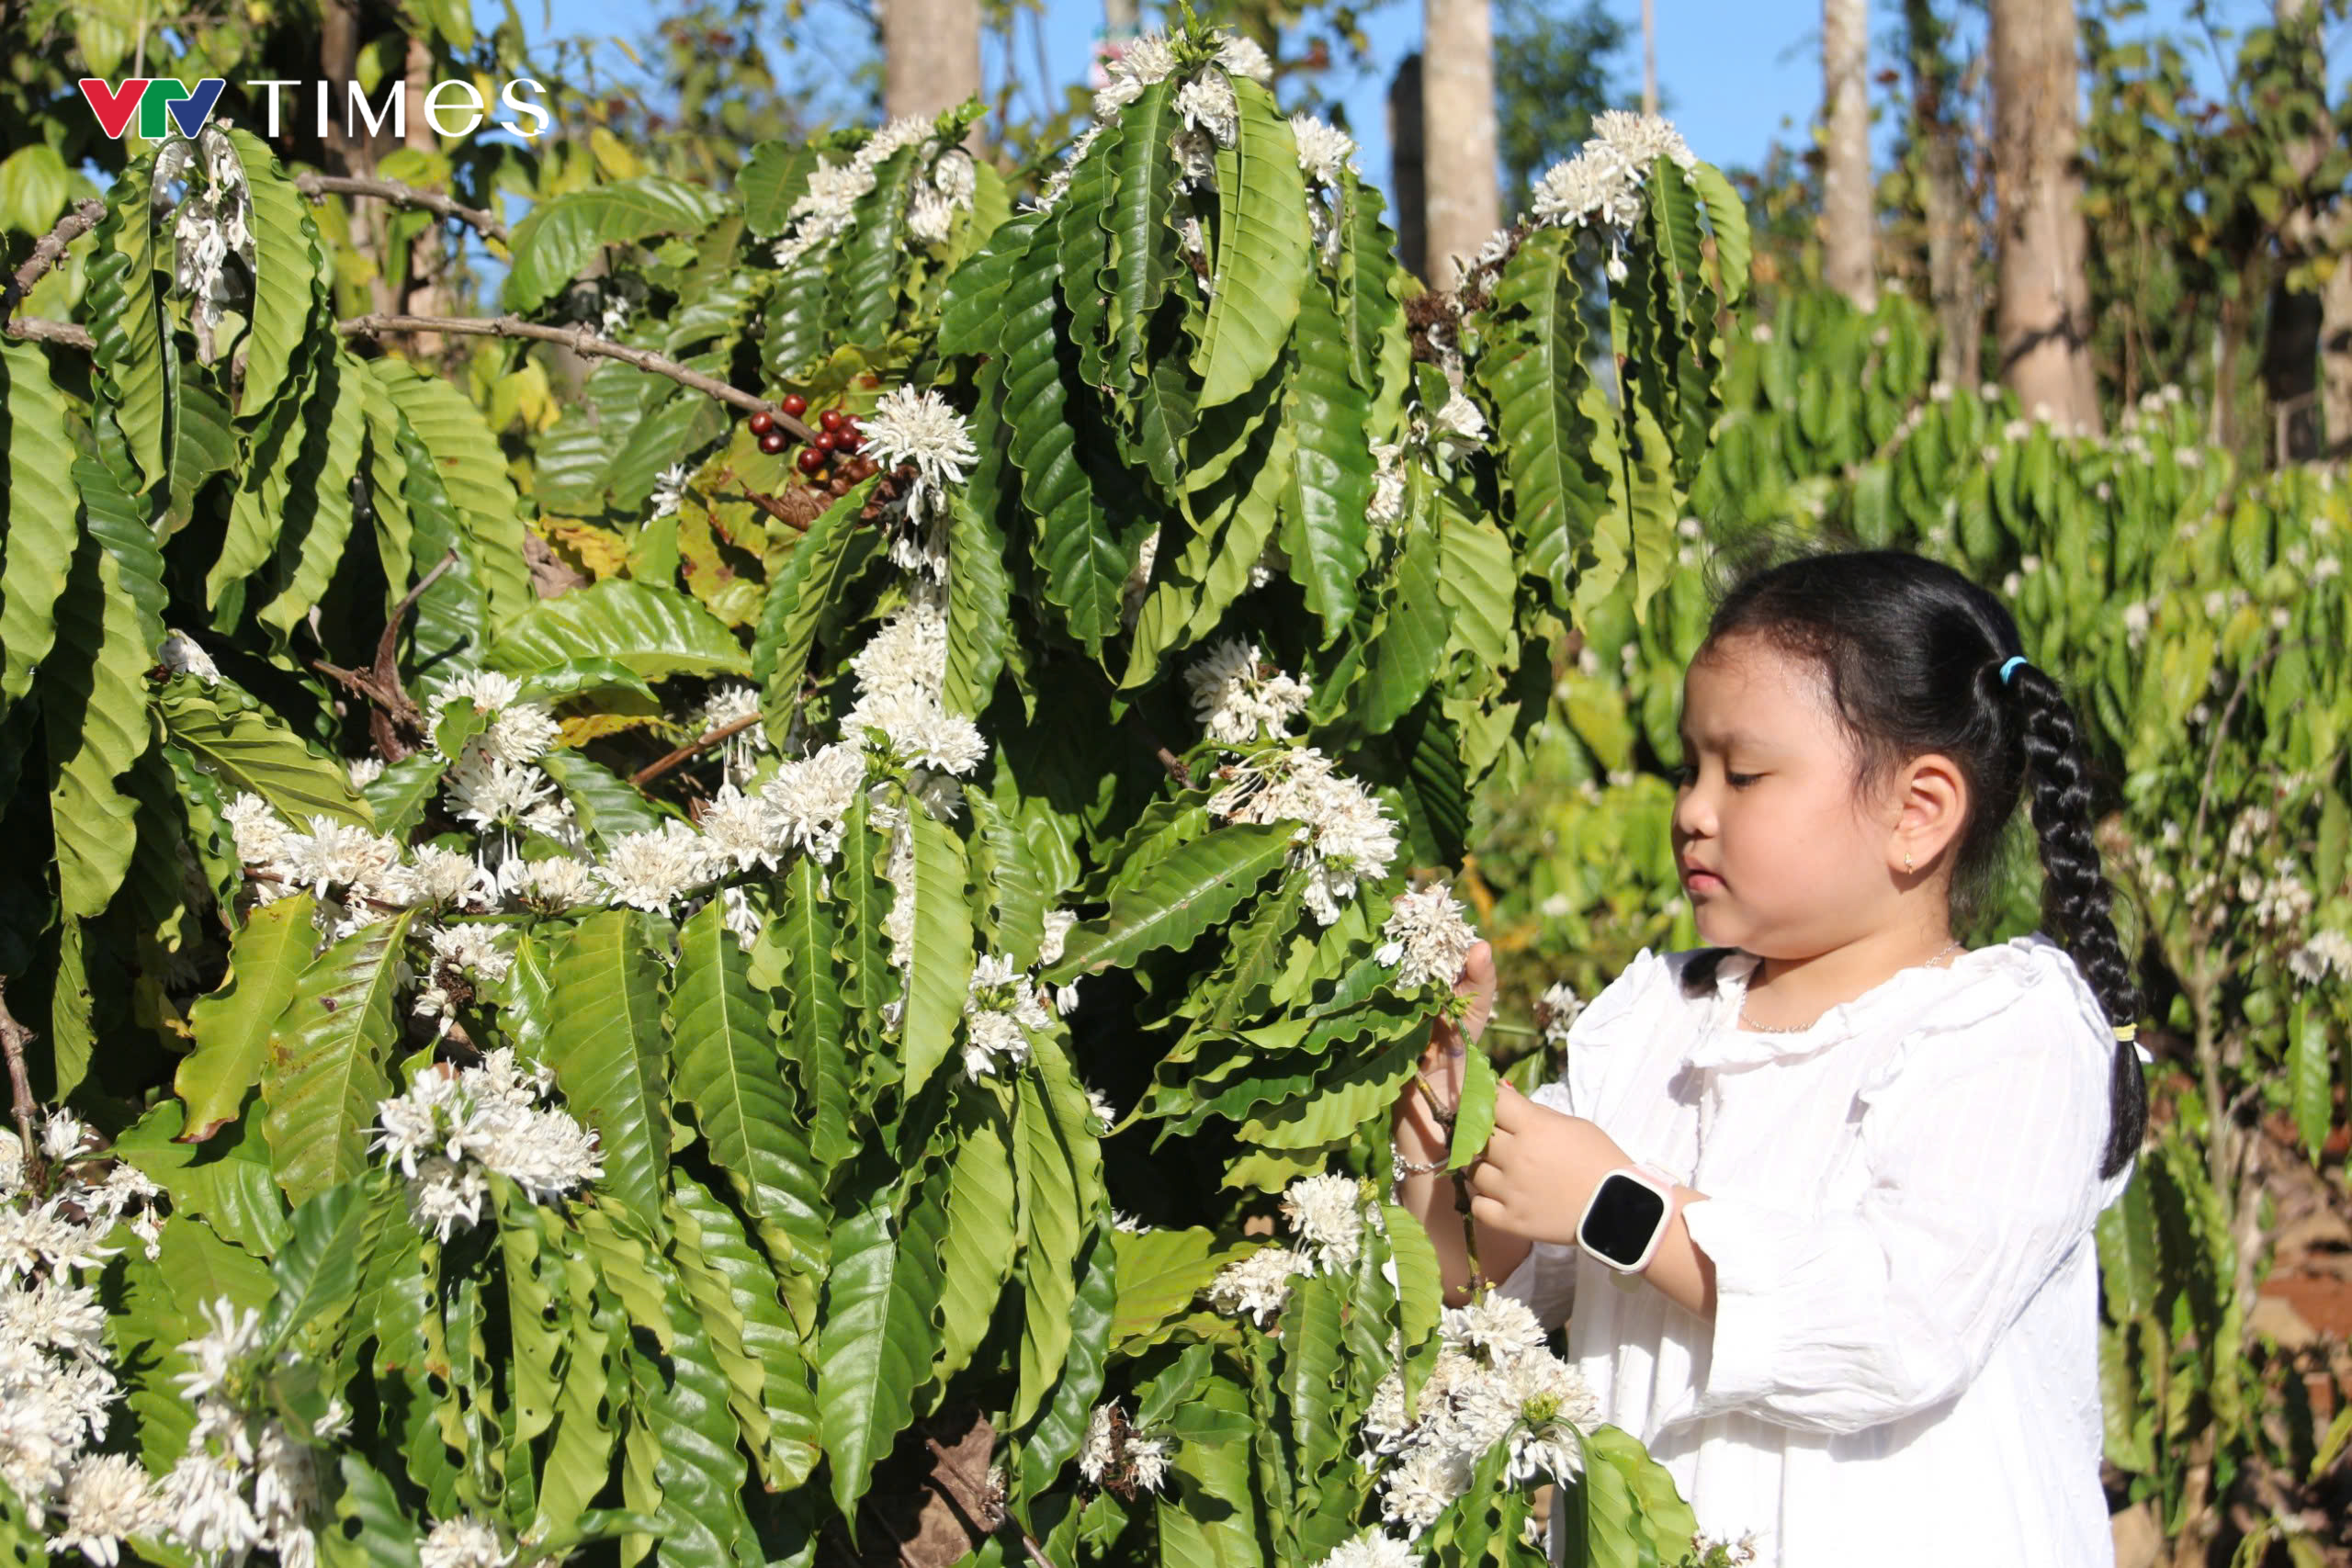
[1575,1163,1679,1274]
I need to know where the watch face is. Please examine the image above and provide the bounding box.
[1579,1173,1668,1269]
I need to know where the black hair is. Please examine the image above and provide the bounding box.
[1672,547,2147,1179]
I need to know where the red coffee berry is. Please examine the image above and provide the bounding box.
[749,411,775,435]
[820,408,846,434]
[759,430,787,456]
[780,393,808,417]
[796,448,826,476]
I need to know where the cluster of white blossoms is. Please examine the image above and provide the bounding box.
[1362,382,1491,532]
[155,1297,348,1568]
[962,953,1053,1078]
[1207,1172,1376,1325]
[771,116,976,267]
[1077,1400,1173,1495]
[858,386,979,566]
[2289,929,2352,987]
[842,588,988,779]
[1054,27,1271,276]
[1434,109,1702,292]
[1377,882,1479,990]
[1528,110,1696,233]
[1208,748,1400,925]
[411,922,514,1037]
[1313,1531,1422,1568]
[1362,1293,1600,1533]
[372,1050,604,1243]
[1,1115,167,1561]
[1185,637,1314,746]
[419,1516,524,1568]
[1535,981,1587,1046]
[957,913,1084,1075]
[163,128,256,362]
[697,680,772,788]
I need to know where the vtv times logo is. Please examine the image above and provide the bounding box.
[77,76,553,141]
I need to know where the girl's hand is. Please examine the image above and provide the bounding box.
[1394,941,1498,1156]
[1463,1082,1629,1247]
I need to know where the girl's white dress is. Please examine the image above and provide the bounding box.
[1501,934,2130,1567]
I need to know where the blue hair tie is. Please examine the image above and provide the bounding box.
[1998,655,2029,686]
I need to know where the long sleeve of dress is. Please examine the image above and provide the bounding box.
[1676,983,2115,1436]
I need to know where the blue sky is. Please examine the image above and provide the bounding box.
[481,0,2303,208]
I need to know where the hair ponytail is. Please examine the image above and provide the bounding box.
[2008,662,2147,1179]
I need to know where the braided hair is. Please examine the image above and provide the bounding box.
[1672,548,2146,1179]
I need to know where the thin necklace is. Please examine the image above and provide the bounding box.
[1736,939,1965,1033]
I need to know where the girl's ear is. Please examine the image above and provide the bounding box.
[1890,750,1968,873]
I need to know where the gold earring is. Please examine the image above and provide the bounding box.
[1904,848,1915,874]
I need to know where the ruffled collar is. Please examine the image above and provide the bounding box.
[1680,937,2054,1071]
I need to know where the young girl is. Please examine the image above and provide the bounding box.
[1391,548,2146,1566]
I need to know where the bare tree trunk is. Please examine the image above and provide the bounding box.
[1421,0,1501,290]
[2259,0,2327,463]
[1989,0,2102,433]
[2324,211,2352,458]
[881,0,982,129]
[1390,54,1428,282]
[399,34,447,363]
[1821,0,1876,310]
[1905,0,1981,387]
[321,0,414,353]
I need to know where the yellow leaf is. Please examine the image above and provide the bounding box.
[559,713,664,747]
[541,519,630,581]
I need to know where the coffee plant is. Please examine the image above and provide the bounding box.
[0,22,1756,1568]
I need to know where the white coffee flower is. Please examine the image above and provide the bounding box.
[963,953,1052,1078]
[1209,749,1398,925]
[1038,910,1078,968]
[420,1517,515,1568]
[174,1299,265,1404]
[392,847,499,911]
[47,1451,166,1564]
[595,822,713,913]
[1175,72,1240,147]
[1430,389,1488,448]
[1078,1404,1119,1483]
[501,854,601,911]
[1315,1532,1422,1568]
[860,387,977,522]
[1280,1174,1367,1274]
[1039,125,1104,212]
[1125,1435,1171,1494]
[160,1451,266,1558]
[1206,1245,1313,1325]
[1291,114,1357,186]
[477,704,560,767]
[698,784,786,874]
[1186,638,1313,747]
[1535,981,1586,1044]
[1442,1292,1548,1362]
[1588,109,1697,173]
[2289,929,2352,986]
[220,794,291,869]
[760,742,869,864]
[1216,33,1274,81]
[847,690,985,778]
[1092,33,1180,118]
[1377,882,1477,989]
[650,461,692,520]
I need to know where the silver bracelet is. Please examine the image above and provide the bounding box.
[1391,1147,1448,1182]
